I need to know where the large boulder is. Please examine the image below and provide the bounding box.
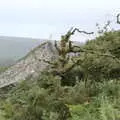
[0,41,58,88]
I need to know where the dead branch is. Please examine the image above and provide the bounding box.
[117,13,120,24]
[71,28,94,35]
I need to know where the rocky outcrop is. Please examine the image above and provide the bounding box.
[0,41,58,88]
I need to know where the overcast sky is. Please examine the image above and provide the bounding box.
[0,0,120,42]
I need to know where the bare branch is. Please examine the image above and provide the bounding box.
[117,13,120,24]
[62,27,94,43]
[71,28,94,35]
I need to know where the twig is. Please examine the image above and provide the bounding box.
[71,28,94,35]
[117,13,120,24]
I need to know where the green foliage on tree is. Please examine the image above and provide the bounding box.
[82,30,120,81]
[44,28,93,86]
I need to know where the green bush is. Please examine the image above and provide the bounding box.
[0,29,120,120]
[1,73,71,120]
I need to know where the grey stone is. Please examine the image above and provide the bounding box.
[0,41,58,88]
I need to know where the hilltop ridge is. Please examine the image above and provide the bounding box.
[0,36,46,66]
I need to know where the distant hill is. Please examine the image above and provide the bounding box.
[0,36,83,67]
[0,36,46,66]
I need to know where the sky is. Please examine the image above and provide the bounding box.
[0,0,120,42]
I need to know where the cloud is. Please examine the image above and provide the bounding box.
[0,0,119,41]
[0,0,119,9]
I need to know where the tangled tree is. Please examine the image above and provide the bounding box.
[43,28,94,86]
[44,24,120,86]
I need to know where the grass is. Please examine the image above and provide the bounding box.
[0,110,6,120]
[0,78,120,120]
[69,96,120,120]
[68,80,120,120]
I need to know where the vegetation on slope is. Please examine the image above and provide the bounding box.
[0,25,120,120]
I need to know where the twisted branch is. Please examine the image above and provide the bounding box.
[71,28,94,35]
[117,13,120,24]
